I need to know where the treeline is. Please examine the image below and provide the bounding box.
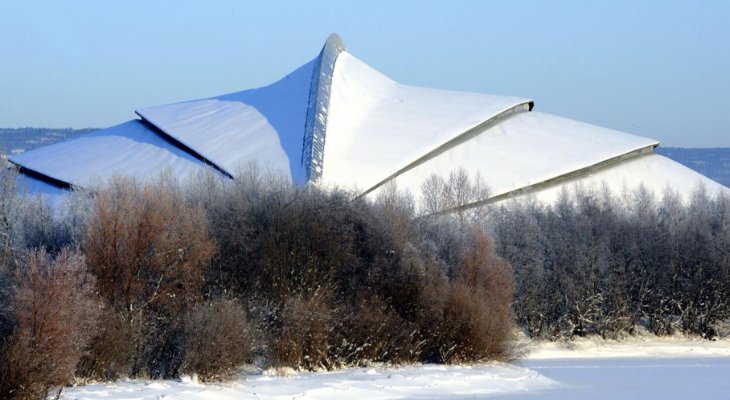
[488,185,730,340]
[0,127,95,155]
[4,161,728,398]
[0,166,514,399]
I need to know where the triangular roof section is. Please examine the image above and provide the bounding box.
[139,34,536,191]
[529,152,730,204]
[136,58,316,183]
[136,34,347,184]
[9,120,213,188]
[320,51,533,194]
[368,111,661,205]
[14,173,70,209]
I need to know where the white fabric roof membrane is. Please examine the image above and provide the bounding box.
[529,153,730,203]
[321,51,532,193]
[9,120,213,188]
[137,59,316,183]
[9,34,729,211]
[367,111,660,200]
[14,173,69,210]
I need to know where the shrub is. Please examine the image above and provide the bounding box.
[0,248,99,400]
[0,168,521,383]
[461,230,515,355]
[433,231,515,363]
[181,299,253,381]
[76,308,137,381]
[333,296,419,365]
[0,162,22,275]
[84,176,215,320]
[15,189,90,255]
[82,176,216,377]
[194,172,517,369]
[271,292,333,370]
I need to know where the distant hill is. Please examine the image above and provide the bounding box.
[655,147,730,188]
[1,128,728,188]
[0,127,96,156]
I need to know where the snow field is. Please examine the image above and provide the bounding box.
[56,337,730,400]
[521,335,730,360]
[58,364,555,400]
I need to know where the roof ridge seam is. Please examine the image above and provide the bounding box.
[301,34,346,183]
[9,162,75,190]
[135,116,234,179]
[430,144,659,216]
[356,101,534,198]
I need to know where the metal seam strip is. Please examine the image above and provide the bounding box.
[302,34,346,182]
[357,101,534,198]
[430,144,659,216]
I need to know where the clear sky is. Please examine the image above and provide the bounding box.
[1,0,728,147]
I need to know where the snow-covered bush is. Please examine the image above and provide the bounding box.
[196,171,516,369]
[491,185,730,339]
[81,176,216,378]
[181,299,253,381]
[0,249,99,400]
[437,229,515,362]
[76,307,137,381]
[271,292,333,370]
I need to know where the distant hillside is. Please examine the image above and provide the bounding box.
[0,127,96,155]
[1,128,728,188]
[655,147,730,188]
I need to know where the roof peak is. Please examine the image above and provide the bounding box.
[325,33,346,51]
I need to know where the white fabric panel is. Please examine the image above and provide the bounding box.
[9,120,211,187]
[367,111,661,200]
[15,173,69,210]
[137,59,316,183]
[10,35,728,210]
[530,153,730,203]
[321,51,531,191]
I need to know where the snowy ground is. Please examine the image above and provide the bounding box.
[58,364,555,400]
[58,337,730,400]
[521,335,730,360]
[504,357,730,400]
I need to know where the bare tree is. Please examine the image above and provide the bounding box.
[82,176,216,376]
[419,168,490,224]
[0,249,100,400]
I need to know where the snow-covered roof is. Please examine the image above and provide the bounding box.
[15,173,68,208]
[528,153,730,203]
[9,34,729,210]
[10,120,213,187]
[136,59,316,182]
[321,51,533,194]
[366,111,661,201]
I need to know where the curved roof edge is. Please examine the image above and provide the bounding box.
[302,33,347,182]
[8,119,227,191]
[358,101,534,198]
[9,162,74,190]
[135,118,235,179]
[133,110,237,178]
[430,143,660,215]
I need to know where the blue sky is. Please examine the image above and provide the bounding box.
[1,0,728,147]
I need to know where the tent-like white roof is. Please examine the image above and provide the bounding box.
[135,59,316,181]
[321,51,532,193]
[10,119,212,186]
[9,34,729,210]
[365,111,660,200]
